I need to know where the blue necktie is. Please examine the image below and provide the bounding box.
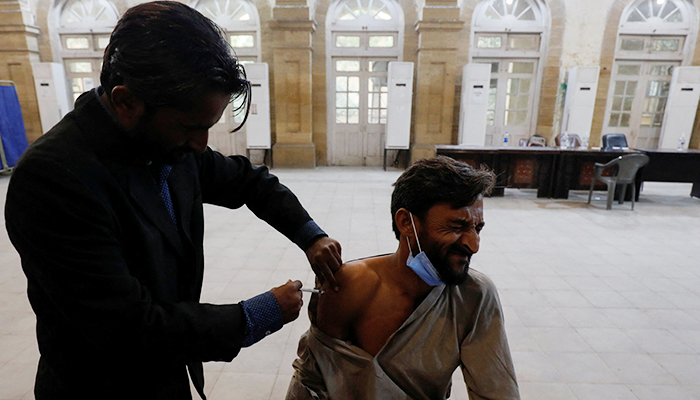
[156,164,177,225]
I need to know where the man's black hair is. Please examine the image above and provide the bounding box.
[100,1,248,110]
[391,156,496,240]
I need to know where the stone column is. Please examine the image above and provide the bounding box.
[411,0,463,162]
[270,0,316,168]
[0,0,41,143]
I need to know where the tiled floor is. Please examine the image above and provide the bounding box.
[0,167,699,400]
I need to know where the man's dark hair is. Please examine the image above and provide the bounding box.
[391,156,496,239]
[100,1,248,109]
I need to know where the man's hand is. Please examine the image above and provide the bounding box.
[270,280,303,324]
[305,236,342,291]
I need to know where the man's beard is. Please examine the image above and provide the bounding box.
[424,242,472,286]
[155,145,193,164]
[130,113,194,164]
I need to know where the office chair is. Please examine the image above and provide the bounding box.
[601,134,628,151]
[527,135,547,147]
[587,153,649,210]
[555,133,582,148]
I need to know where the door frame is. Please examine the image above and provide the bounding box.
[330,56,396,165]
[325,0,404,166]
[602,60,680,148]
[474,57,540,146]
[469,0,550,143]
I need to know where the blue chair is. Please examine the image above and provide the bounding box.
[602,134,628,151]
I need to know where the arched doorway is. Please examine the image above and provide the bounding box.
[326,0,404,166]
[602,0,697,149]
[56,0,119,102]
[469,0,549,146]
[192,0,261,155]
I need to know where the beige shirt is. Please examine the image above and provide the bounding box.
[286,269,520,400]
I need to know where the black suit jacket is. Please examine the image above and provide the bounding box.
[5,89,318,399]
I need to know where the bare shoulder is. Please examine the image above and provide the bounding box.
[315,256,386,340]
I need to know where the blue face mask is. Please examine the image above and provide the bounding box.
[406,213,444,286]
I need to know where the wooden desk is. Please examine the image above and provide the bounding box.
[435,145,559,197]
[635,149,700,198]
[436,145,700,200]
[553,148,638,199]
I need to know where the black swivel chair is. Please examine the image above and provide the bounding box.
[601,134,628,151]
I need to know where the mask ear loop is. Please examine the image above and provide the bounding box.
[408,212,422,254]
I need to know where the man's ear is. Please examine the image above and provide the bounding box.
[110,85,145,131]
[395,208,417,238]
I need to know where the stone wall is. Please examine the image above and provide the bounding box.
[2,0,700,167]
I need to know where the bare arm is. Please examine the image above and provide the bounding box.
[315,261,379,340]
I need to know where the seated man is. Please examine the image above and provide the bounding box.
[286,156,520,400]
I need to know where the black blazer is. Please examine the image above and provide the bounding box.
[5,90,317,399]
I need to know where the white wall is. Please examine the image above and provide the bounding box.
[560,0,614,70]
[549,0,616,136]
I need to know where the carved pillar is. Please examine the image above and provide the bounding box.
[0,0,42,142]
[411,0,463,162]
[270,0,316,168]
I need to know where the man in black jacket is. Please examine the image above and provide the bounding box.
[4,2,342,399]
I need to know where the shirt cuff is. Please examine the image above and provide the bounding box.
[293,220,327,250]
[240,292,284,347]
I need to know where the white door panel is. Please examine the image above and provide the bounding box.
[331,57,394,165]
[603,61,678,148]
[477,58,538,146]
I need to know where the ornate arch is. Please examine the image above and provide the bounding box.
[190,0,261,60]
[473,0,547,31]
[190,0,259,31]
[457,0,564,141]
[591,0,699,148]
[620,0,693,33]
[311,0,417,164]
[327,0,404,31]
[58,0,118,28]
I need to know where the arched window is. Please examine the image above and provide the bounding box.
[473,0,545,31]
[603,0,696,149]
[57,0,119,101]
[330,0,399,28]
[190,0,261,156]
[470,0,549,146]
[326,0,405,166]
[191,0,261,62]
[621,0,689,30]
[59,0,118,26]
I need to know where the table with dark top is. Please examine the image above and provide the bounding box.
[634,148,700,199]
[553,148,638,199]
[435,145,560,198]
[436,145,700,200]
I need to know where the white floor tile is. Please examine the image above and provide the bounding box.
[547,352,621,383]
[528,327,592,352]
[2,172,700,398]
[576,327,643,353]
[511,351,564,383]
[624,329,694,354]
[569,383,639,400]
[629,384,698,400]
[518,382,578,400]
[599,353,678,385]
